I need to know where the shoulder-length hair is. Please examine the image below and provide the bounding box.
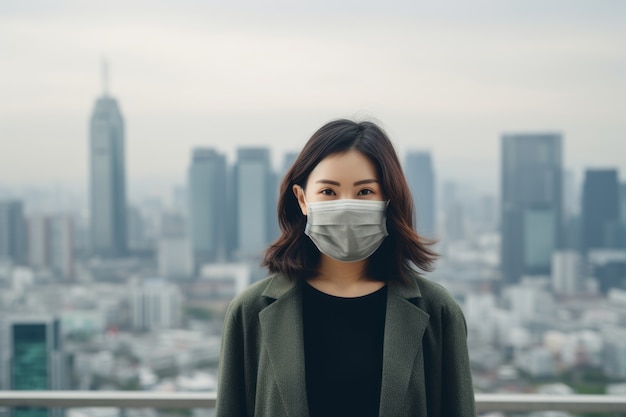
[262,119,437,285]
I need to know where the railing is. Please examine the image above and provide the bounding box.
[1,392,626,413]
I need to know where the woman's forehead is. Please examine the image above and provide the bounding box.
[307,150,378,183]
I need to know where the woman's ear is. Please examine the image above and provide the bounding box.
[292,185,307,216]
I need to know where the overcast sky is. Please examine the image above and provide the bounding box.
[1,0,625,193]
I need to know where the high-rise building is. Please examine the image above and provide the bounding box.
[0,200,27,265]
[89,62,127,258]
[501,133,562,284]
[0,316,65,417]
[404,151,436,238]
[188,148,227,265]
[234,147,275,260]
[581,169,620,252]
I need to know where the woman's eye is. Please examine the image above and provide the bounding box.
[358,189,373,196]
[320,189,335,196]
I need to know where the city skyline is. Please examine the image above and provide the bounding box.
[2,3,626,395]
[1,1,625,192]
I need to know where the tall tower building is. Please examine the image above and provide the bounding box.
[501,133,563,285]
[404,151,436,238]
[581,169,620,252]
[188,148,227,265]
[89,61,127,258]
[0,200,27,265]
[234,147,275,260]
[0,316,65,417]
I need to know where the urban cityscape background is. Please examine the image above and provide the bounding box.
[1,2,626,417]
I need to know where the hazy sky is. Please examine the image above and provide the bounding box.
[1,0,625,193]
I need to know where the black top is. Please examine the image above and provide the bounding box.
[302,282,387,417]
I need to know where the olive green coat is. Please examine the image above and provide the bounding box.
[216,273,476,417]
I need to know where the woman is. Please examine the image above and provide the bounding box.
[216,119,475,417]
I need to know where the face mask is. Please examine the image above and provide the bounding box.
[304,199,389,262]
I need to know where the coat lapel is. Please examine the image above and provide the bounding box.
[379,280,430,417]
[259,275,309,417]
[257,274,430,417]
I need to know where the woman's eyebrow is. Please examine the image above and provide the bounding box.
[315,179,379,186]
[315,179,340,186]
[354,179,378,186]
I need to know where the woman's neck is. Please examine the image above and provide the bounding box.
[308,255,385,297]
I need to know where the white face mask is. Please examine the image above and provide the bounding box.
[304,199,389,262]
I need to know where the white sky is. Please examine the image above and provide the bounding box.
[1,0,625,193]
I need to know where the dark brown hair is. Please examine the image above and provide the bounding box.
[262,119,437,285]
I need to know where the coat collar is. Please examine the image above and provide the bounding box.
[259,273,429,417]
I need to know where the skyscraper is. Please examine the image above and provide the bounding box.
[501,133,563,285]
[404,151,436,238]
[581,169,620,252]
[0,316,65,417]
[188,148,228,265]
[0,200,27,265]
[234,147,275,260]
[89,62,127,258]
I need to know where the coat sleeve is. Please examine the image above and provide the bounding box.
[216,301,248,417]
[441,301,476,417]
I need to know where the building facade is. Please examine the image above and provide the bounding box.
[234,147,276,260]
[188,148,227,266]
[0,316,65,417]
[0,200,27,265]
[89,82,127,258]
[500,133,562,284]
[581,169,621,252]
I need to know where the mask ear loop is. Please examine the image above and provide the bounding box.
[295,185,308,215]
